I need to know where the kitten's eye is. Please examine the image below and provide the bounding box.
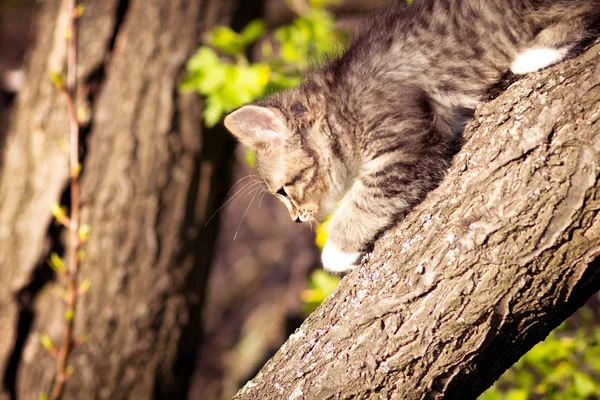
[277,188,287,197]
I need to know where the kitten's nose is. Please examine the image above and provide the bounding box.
[294,216,302,223]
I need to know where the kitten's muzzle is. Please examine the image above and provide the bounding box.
[294,216,301,223]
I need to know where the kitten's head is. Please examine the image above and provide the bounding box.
[224,92,347,223]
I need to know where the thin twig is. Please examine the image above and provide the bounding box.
[49,1,80,399]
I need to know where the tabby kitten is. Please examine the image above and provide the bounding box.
[225,0,600,273]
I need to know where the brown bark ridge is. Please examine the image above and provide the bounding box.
[233,41,600,400]
[0,0,238,399]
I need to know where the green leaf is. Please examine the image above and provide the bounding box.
[314,216,330,249]
[309,0,342,8]
[311,270,340,294]
[506,389,528,400]
[75,4,85,17]
[573,372,598,397]
[240,20,266,46]
[197,64,228,95]
[40,333,55,352]
[186,47,219,72]
[79,279,91,295]
[245,149,256,167]
[78,224,91,242]
[301,270,340,315]
[478,388,502,400]
[50,72,64,90]
[179,73,201,93]
[280,40,302,63]
[48,252,66,275]
[208,26,242,55]
[50,202,66,222]
[203,96,225,128]
[239,64,271,97]
[64,310,74,321]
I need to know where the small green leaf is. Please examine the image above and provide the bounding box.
[64,310,74,321]
[50,203,66,222]
[78,224,91,242]
[50,72,64,90]
[280,41,302,63]
[573,372,597,397]
[39,392,49,400]
[75,4,85,17]
[301,270,340,315]
[240,20,266,46]
[245,149,256,167]
[309,0,342,8]
[48,252,66,275]
[208,26,243,55]
[203,96,225,128]
[179,74,199,93]
[478,388,502,400]
[186,47,220,72]
[311,269,340,294]
[79,279,91,295]
[196,64,227,95]
[71,163,82,178]
[40,333,55,352]
[505,389,528,400]
[315,216,331,249]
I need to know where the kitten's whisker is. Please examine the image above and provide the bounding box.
[204,180,263,227]
[258,191,268,209]
[226,174,258,196]
[238,182,266,203]
[234,188,260,240]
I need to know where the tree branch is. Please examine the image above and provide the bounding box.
[233,40,600,400]
[50,1,82,399]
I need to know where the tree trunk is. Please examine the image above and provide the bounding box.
[0,0,239,398]
[233,40,600,400]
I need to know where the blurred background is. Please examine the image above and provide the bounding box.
[0,0,599,399]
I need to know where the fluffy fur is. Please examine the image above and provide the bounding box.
[225,0,600,273]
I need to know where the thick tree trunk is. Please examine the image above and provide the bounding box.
[0,0,238,399]
[233,41,600,400]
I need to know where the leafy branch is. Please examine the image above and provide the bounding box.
[43,2,91,399]
[181,0,347,127]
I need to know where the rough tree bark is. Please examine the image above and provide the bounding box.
[0,0,241,398]
[233,41,600,400]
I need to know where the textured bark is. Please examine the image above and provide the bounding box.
[233,41,600,400]
[0,0,238,399]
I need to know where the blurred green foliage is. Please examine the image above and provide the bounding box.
[480,312,600,400]
[184,3,600,399]
[181,0,347,127]
[301,269,341,315]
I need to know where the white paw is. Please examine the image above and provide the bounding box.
[322,243,361,274]
[510,47,569,75]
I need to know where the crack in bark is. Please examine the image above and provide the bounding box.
[0,2,131,398]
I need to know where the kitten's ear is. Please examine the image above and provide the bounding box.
[224,105,287,149]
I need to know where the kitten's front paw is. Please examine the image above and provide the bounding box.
[322,243,361,274]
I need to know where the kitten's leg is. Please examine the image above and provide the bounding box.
[510,47,569,75]
[511,18,593,75]
[322,181,399,273]
[322,155,427,273]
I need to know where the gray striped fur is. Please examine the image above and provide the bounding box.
[225,0,600,273]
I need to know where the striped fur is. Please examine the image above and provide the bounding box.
[225,0,600,273]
